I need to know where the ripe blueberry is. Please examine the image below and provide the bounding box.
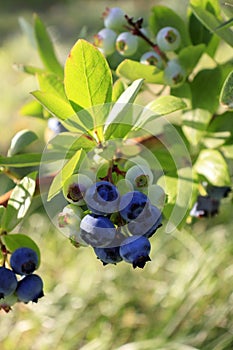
[15,274,44,303]
[84,181,120,215]
[48,118,67,134]
[80,214,116,247]
[10,247,39,275]
[119,235,151,268]
[0,267,17,299]
[127,204,162,238]
[119,191,150,222]
[63,173,93,206]
[207,185,231,200]
[190,195,220,217]
[93,246,122,265]
[156,26,181,52]
[94,28,117,56]
[164,59,186,87]
[125,165,154,190]
[103,7,125,31]
[140,51,163,69]
[116,32,138,56]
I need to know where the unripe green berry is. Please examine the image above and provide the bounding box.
[58,204,87,246]
[116,32,138,56]
[63,173,93,206]
[140,51,163,69]
[103,7,125,31]
[156,26,181,52]
[126,165,154,190]
[94,28,117,56]
[164,59,186,87]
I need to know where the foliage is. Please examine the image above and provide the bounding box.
[0,1,232,348]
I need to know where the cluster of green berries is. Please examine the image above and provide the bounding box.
[0,247,44,312]
[93,7,186,87]
[58,163,165,269]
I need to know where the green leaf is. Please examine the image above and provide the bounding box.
[7,130,38,156]
[104,79,144,139]
[182,109,212,146]
[34,14,63,76]
[48,149,86,201]
[190,66,222,113]
[48,132,96,153]
[134,96,187,129]
[194,149,231,185]
[18,17,36,47]
[2,172,37,232]
[178,44,205,74]
[157,167,198,232]
[13,64,46,75]
[0,206,6,229]
[149,5,191,46]
[116,59,164,84]
[190,0,233,47]
[0,152,64,168]
[220,71,233,108]
[36,73,66,99]
[112,79,125,102]
[0,153,42,167]
[20,100,44,118]
[1,234,40,265]
[202,111,233,148]
[64,39,112,110]
[32,91,87,133]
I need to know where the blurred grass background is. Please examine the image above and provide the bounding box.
[0,1,233,350]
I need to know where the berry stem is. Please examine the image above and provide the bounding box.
[124,15,168,63]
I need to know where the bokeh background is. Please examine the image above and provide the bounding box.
[0,1,233,349]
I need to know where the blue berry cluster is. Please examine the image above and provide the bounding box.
[190,185,231,218]
[0,247,44,312]
[59,163,163,269]
[93,7,186,87]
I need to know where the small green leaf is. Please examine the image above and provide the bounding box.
[149,5,191,46]
[190,67,222,113]
[7,130,38,156]
[18,17,36,48]
[220,71,233,108]
[202,111,232,148]
[36,73,66,99]
[2,234,40,265]
[13,64,46,75]
[190,0,233,47]
[194,149,231,185]
[48,132,96,153]
[178,44,205,74]
[64,39,112,110]
[104,79,144,139]
[135,96,187,129]
[34,14,63,76]
[112,79,126,102]
[20,100,44,118]
[0,152,63,168]
[0,206,6,229]
[48,149,86,201]
[32,91,88,133]
[157,167,198,232]
[2,172,37,232]
[117,59,164,84]
[0,153,42,167]
[182,109,212,146]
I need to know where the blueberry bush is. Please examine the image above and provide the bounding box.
[0,0,232,334]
